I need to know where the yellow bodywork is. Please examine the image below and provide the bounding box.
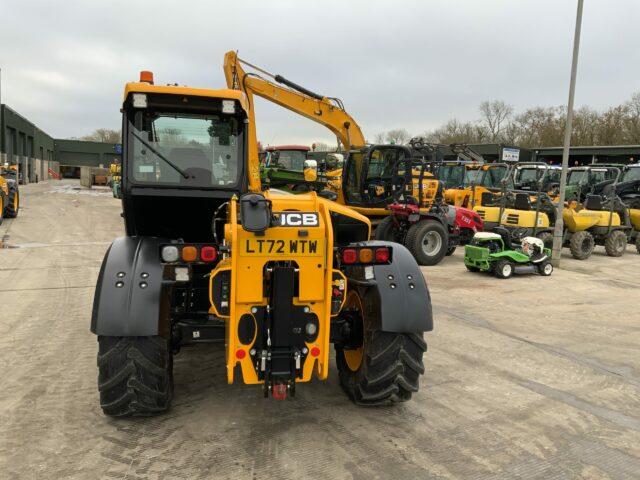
[445,186,489,208]
[473,205,501,224]
[630,209,640,230]
[500,209,550,228]
[411,177,441,207]
[211,191,370,385]
[563,207,621,231]
[472,205,550,228]
[0,176,8,197]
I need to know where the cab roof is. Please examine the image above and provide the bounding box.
[265,145,310,152]
[123,82,249,112]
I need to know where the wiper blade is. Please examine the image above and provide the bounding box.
[131,131,190,179]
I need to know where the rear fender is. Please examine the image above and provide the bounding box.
[91,236,172,336]
[342,241,433,333]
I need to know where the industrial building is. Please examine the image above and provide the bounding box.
[532,145,639,165]
[0,103,120,183]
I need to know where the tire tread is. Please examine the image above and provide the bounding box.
[97,336,172,417]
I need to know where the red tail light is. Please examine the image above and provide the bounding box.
[342,248,357,264]
[375,247,390,263]
[200,246,218,262]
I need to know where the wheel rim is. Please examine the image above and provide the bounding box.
[581,237,592,253]
[14,192,18,211]
[544,264,553,275]
[502,263,512,276]
[342,291,364,372]
[421,231,443,257]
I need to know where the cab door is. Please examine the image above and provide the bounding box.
[342,145,413,207]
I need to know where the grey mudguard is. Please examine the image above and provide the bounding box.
[91,236,171,336]
[344,241,433,333]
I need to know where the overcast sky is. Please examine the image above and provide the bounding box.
[1,0,639,146]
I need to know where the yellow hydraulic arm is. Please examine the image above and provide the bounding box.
[223,51,366,194]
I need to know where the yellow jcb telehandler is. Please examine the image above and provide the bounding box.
[90,67,433,416]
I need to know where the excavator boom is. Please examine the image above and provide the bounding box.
[223,51,366,193]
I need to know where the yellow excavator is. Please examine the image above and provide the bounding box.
[223,52,435,221]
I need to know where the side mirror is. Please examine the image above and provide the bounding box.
[303,159,318,182]
[240,193,272,233]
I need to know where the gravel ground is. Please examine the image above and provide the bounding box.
[1,180,639,480]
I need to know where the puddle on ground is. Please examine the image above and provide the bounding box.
[45,184,112,197]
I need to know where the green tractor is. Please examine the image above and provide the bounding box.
[464,228,553,279]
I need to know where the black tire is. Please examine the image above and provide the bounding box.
[405,220,448,266]
[537,260,554,276]
[569,231,594,260]
[374,216,402,243]
[493,258,514,279]
[536,231,554,250]
[97,336,173,417]
[604,230,627,257]
[636,236,640,255]
[374,216,394,241]
[5,183,19,218]
[446,246,456,256]
[335,290,426,405]
[465,264,480,272]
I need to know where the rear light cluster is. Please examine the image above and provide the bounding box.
[340,246,391,265]
[161,244,218,263]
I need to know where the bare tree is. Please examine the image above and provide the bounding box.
[479,100,513,141]
[424,119,486,144]
[371,91,640,149]
[624,93,640,143]
[312,142,333,152]
[373,132,386,144]
[384,129,411,145]
[81,128,121,143]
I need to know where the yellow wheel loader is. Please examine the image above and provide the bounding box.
[0,163,20,224]
[90,69,433,416]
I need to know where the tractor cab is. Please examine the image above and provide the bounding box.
[512,164,560,194]
[566,166,618,202]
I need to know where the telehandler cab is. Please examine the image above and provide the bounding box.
[91,70,433,416]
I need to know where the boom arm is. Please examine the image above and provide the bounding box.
[223,51,366,192]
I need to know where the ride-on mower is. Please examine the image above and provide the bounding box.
[90,68,433,416]
[464,228,553,279]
